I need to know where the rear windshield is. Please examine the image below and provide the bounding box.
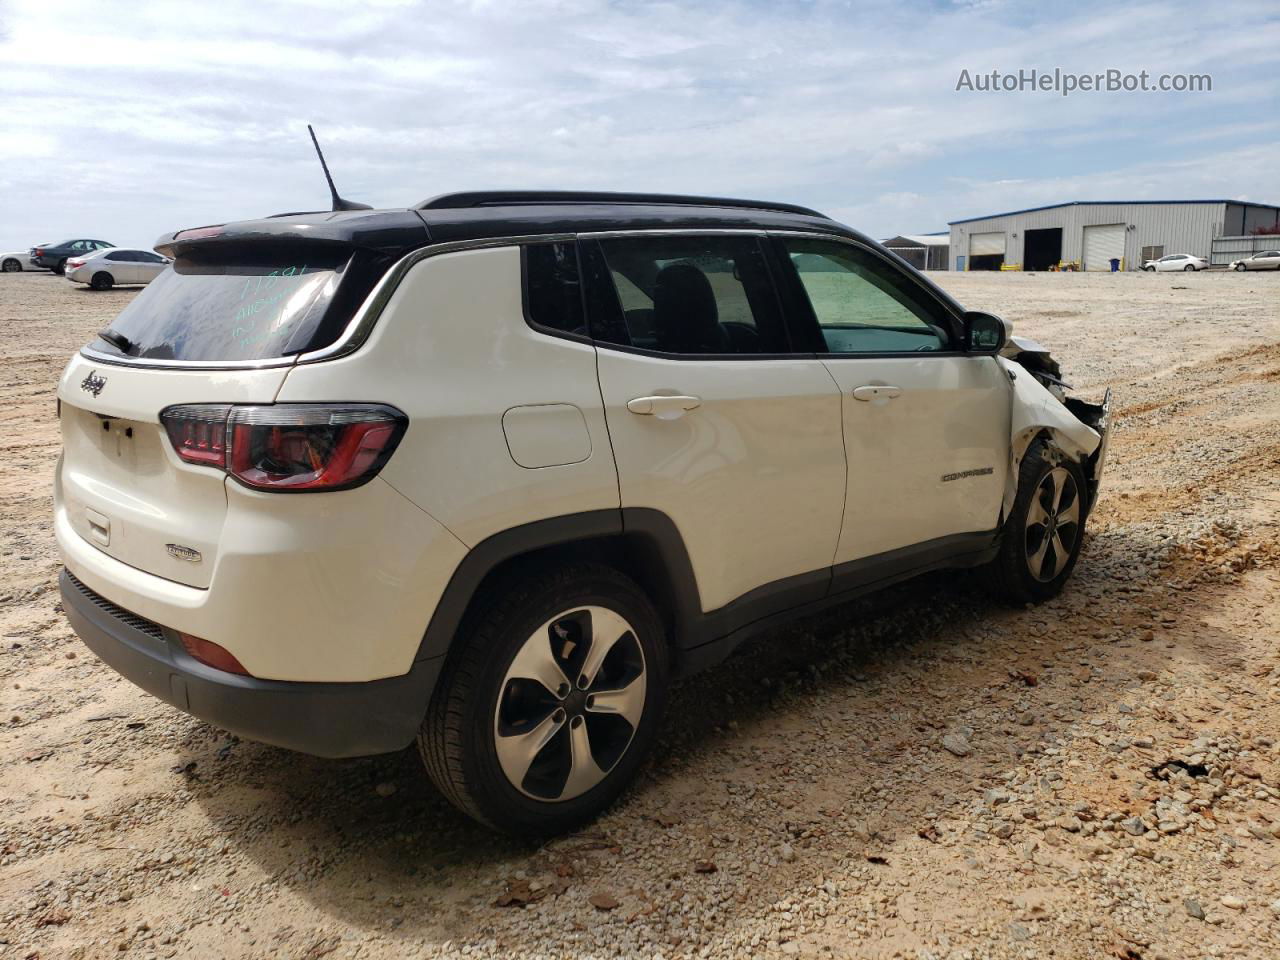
[90,249,356,362]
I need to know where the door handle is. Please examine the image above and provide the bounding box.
[852,385,902,402]
[627,395,702,420]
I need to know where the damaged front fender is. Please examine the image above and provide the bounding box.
[1000,355,1109,516]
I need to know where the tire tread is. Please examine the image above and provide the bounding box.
[418,562,665,834]
[987,438,1087,605]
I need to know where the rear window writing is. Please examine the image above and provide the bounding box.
[92,254,349,362]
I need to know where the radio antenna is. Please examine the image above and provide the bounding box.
[307,124,372,211]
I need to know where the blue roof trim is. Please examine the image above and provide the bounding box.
[948,199,1280,226]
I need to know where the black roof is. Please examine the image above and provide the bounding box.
[155,192,853,258]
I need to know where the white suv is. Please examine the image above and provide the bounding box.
[55,191,1110,834]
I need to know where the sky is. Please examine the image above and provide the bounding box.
[1,0,1278,251]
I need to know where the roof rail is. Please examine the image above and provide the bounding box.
[416,190,828,219]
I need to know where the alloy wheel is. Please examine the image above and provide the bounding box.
[1024,466,1081,582]
[493,606,647,802]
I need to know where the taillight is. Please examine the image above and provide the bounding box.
[66,259,84,269]
[178,632,249,675]
[34,247,43,256]
[162,404,231,467]
[159,404,407,492]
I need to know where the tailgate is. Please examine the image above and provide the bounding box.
[56,354,290,588]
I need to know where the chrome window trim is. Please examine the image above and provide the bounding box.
[78,348,298,371]
[580,226,965,350]
[77,233,575,372]
[578,228,773,240]
[75,227,952,371]
[296,233,574,365]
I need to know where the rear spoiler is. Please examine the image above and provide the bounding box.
[155,209,430,259]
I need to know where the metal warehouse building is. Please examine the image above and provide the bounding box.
[882,234,950,271]
[949,200,1280,272]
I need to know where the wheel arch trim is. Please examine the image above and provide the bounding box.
[415,507,702,664]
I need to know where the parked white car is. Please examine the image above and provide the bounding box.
[54,191,1111,834]
[1142,253,1209,272]
[2,248,50,271]
[64,247,170,290]
[1229,250,1280,271]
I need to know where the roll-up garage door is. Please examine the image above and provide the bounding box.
[969,232,1006,256]
[1083,223,1125,271]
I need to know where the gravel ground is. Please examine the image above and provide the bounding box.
[2,268,1280,960]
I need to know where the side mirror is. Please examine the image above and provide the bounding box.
[963,310,1011,354]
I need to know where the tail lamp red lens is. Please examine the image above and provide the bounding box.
[160,404,407,492]
[178,632,250,675]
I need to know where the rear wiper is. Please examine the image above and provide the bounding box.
[97,327,132,354]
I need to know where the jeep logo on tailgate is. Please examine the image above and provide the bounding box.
[80,370,107,397]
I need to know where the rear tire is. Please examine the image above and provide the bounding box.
[419,563,668,835]
[1183,263,1195,271]
[89,272,114,291]
[53,259,67,276]
[987,439,1088,605]
[1,258,20,272]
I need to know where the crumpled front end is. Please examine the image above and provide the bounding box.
[998,345,1111,517]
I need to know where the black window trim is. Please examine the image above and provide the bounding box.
[572,227,973,362]
[575,229,810,362]
[519,241,594,346]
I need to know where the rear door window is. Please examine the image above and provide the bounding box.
[90,249,358,362]
[587,235,788,355]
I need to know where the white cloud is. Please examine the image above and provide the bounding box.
[0,0,1276,246]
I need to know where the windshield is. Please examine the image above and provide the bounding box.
[90,250,352,362]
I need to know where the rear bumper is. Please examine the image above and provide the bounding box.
[60,568,441,758]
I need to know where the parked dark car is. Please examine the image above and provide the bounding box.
[31,239,115,274]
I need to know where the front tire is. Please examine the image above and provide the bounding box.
[1143,265,1154,272]
[987,439,1088,605]
[419,563,668,835]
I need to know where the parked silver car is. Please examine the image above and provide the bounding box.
[2,246,51,271]
[64,248,170,290]
[1141,253,1209,272]
[1229,250,1280,271]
